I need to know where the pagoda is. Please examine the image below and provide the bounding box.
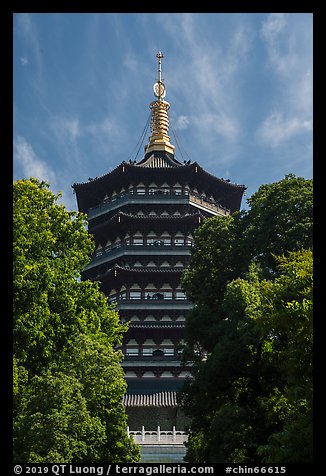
[72,52,246,455]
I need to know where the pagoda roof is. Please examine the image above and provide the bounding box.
[97,264,183,292]
[72,161,246,214]
[90,211,202,243]
[123,391,178,407]
[137,150,183,168]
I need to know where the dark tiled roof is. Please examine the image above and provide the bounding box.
[72,162,246,214]
[123,391,178,407]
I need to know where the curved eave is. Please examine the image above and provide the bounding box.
[97,265,183,290]
[89,211,202,243]
[72,161,246,214]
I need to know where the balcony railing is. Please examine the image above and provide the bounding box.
[88,191,230,219]
[115,298,193,311]
[84,242,192,271]
[127,426,188,446]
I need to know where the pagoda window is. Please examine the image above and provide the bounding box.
[160,261,170,268]
[146,233,157,245]
[95,244,103,257]
[125,339,139,356]
[142,339,156,356]
[103,194,109,202]
[145,284,156,299]
[161,315,172,321]
[161,232,171,245]
[161,371,174,377]
[142,350,153,356]
[149,210,157,216]
[130,291,141,300]
[147,261,157,267]
[157,183,170,195]
[134,261,142,267]
[161,283,172,300]
[133,238,144,246]
[104,240,112,251]
[163,291,173,300]
[136,183,146,195]
[173,183,182,195]
[120,286,127,300]
[175,261,184,268]
[108,289,117,303]
[161,339,174,356]
[173,211,181,216]
[124,371,137,378]
[178,371,193,378]
[186,235,193,246]
[149,183,157,194]
[142,371,156,378]
[161,210,169,216]
[175,291,186,300]
[136,211,145,216]
[144,315,156,321]
[130,315,140,321]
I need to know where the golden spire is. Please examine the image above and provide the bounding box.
[145,52,175,156]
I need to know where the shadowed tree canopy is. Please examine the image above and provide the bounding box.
[13,178,140,463]
[179,175,313,463]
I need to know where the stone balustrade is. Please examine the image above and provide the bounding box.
[127,426,188,445]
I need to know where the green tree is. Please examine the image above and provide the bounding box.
[180,175,313,463]
[13,178,140,463]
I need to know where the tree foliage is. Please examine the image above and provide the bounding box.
[13,178,140,463]
[180,175,313,463]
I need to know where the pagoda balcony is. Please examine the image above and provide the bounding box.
[116,298,193,311]
[121,355,183,367]
[88,191,230,220]
[84,243,192,271]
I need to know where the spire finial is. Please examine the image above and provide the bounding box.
[156,51,164,83]
[153,51,166,100]
[145,52,175,157]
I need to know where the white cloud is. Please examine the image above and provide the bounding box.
[14,136,57,184]
[16,14,44,92]
[50,117,80,144]
[261,13,287,43]
[20,57,29,66]
[257,14,313,148]
[86,117,119,136]
[160,14,252,149]
[174,115,190,130]
[257,111,312,147]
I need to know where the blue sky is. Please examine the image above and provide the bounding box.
[13,13,313,211]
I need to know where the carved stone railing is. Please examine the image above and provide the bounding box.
[128,426,188,445]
